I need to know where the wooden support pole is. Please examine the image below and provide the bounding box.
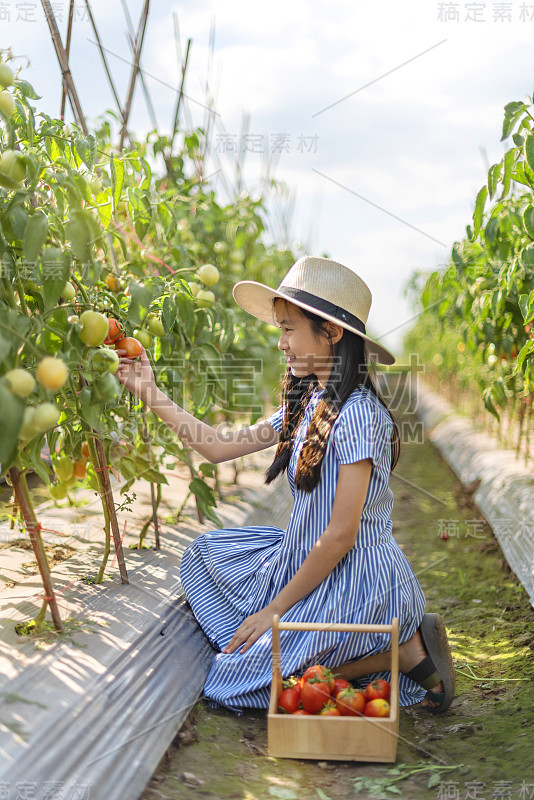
[60,0,75,120]
[9,466,64,632]
[118,0,150,152]
[41,0,88,135]
[142,409,161,549]
[93,437,129,584]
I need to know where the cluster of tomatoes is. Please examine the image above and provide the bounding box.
[277,665,390,718]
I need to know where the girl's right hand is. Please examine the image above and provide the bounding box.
[115,346,156,401]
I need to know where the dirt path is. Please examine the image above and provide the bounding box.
[141,390,534,800]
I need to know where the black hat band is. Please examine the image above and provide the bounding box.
[279,286,367,336]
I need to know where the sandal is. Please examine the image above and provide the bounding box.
[404,613,456,714]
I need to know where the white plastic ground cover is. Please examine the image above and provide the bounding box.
[0,472,293,800]
[411,374,534,607]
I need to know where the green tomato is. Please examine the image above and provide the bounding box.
[32,402,60,432]
[147,316,165,337]
[196,289,215,308]
[90,347,119,374]
[188,282,201,297]
[4,368,36,397]
[89,177,103,196]
[61,474,78,489]
[230,249,245,264]
[53,456,74,482]
[197,264,220,287]
[79,310,109,347]
[134,329,153,348]
[213,241,229,254]
[90,371,121,404]
[0,63,14,88]
[50,482,68,501]
[0,149,26,190]
[18,407,38,440]
[0,90,15,118]
[61,282,76,301]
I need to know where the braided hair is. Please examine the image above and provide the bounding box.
[264,298,400,492]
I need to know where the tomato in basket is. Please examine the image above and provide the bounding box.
[365,678,391,702]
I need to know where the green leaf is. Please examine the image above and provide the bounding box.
[500,148,516,200]
[9,205,29,240]
[501,100,527,140]
[487,162,502,200]
[520,289,534,322]
[0,385,24,469]
[471,186,487,241]
[37,246,70,310]
[74,135,96,170]
[13,79,41,100]
[127,187,152,240]
[65,210,94,263]
[525,134,534,173]
[23,212,49,262]
[162,295,177,333]
[482,387,500,422]
[524,206,534,239]
[174,290,195,333]
[110,156,125,213]
[127,280,155,326]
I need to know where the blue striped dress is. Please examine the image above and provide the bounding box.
[179,385,427,710]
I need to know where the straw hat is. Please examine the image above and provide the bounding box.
[232,255,395,366]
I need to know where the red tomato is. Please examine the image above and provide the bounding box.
[117,337,143,359]
[319,703,341,716]
[104,318,125,345]
[364,698,390,717]
[365,679,391,702]
[278,687,300,714]
[335,687,366,717]
[301,678,332,714]
[300,665,335,692]
[291,709,311,715]
[331,678,351,698]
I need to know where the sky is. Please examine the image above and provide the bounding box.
[2,0,534,359]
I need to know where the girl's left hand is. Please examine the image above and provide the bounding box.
[222,607,277,655]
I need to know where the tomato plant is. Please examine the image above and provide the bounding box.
[0,59,298,634]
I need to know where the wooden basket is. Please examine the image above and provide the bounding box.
[267,616,399,762]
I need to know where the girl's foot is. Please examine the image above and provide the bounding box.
[401,614,455,713]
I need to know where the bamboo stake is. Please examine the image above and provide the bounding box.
[60,0,75,120]
[9,466,64,632]
[118,0,150,151]
[169,37,192,157]
[41,0,88,135]
[93,436,129,583]
[142,408,161,549]
[121,0,159,132]
[83,0,124,119]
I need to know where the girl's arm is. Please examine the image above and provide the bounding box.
[222,458,373,654]
[115,348,279,463]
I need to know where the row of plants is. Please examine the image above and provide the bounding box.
[0,55,294,633]
[403,92,534,459]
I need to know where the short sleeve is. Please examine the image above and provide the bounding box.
[333,398,391,467]
[266,404,286,434]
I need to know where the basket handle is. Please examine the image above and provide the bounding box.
[268,615,400,714]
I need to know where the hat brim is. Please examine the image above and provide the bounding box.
[232,280,396,366]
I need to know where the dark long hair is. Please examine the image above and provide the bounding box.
[264,298,400,492]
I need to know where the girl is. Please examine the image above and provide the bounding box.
[115,255,455,714]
